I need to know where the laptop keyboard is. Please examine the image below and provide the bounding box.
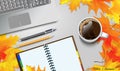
[0,0,51,14]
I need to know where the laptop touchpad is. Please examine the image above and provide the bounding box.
[8,13,31,29]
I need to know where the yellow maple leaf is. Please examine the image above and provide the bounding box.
[26,65,46,71]
[68,0,81,11]
[26,65,35,71]
[60,0,81,11]
[0,35,19,51]
[60,0,92,11]
[0,35,21,71]
[0,48,21,71]
[80,0,91,4]
[60,0,70,4]
[106,0,120,24]
[110,0,120,14]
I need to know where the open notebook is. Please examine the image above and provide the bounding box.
[16,36,84,71]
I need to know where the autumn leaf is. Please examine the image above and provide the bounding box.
[37,65,46,71]
[26,65,46,71]
[0,35,19,61]
[60,0,70,4]
[69,0,81,11]
[26,65,35,71]
[60,0,91,11]
[0,52,6,61]
[96,14,120,38]
[80,0,92,4]
[97,15,120,62]
[89,15,120,71]
[0,35,21,71]
[106,0,120,24]
[100,36,120,62]
[60,0,81,11]
[87,0,111,14]
[60,0,111,13]
[111,40,120,59]
[0,35,19,51]
[0,48,21,71]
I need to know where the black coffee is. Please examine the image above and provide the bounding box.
[79,18,101,40]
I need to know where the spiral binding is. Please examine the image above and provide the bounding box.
[44,44,56,71]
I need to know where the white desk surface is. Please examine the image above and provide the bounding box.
[9,0,104,70]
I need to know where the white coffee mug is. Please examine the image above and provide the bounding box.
[78,17,108,43]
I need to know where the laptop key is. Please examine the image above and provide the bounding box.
[0,0,51,14]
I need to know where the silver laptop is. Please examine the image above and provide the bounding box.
[0,0,58,35]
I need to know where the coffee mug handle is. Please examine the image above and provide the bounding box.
[101,32,109,38]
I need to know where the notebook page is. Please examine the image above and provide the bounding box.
[48,37,83,71]
[17,46,51,71]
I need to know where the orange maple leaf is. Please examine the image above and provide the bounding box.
[88,0,111,14]
[89,15,120,71]
[96,14,120,38]
[100,36,120,62]
[97,15,120,61]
